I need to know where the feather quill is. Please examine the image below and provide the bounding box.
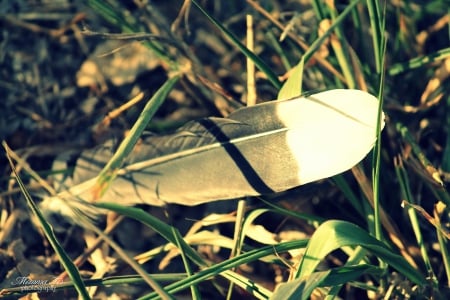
[40,89,384,221]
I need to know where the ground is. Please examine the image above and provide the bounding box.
[1,1,450,299]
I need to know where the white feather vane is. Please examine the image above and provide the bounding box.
[40,89,384,221]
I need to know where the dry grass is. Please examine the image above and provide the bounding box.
[1,1,450,299]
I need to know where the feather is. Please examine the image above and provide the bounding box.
[40,89,384,221]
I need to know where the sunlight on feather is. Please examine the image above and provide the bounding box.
[277,89,385,185]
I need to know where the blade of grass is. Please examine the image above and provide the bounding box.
[140,239,309,300]
[273,264,384,300]
[325,245,372,298]
[221,270,272,300]
[246,0,346,85]
[332,174,364,218]
[266,30,292,71]
[311,0,325,20]
[226,198,247,300]
[372,22,387,243]
[366,0,383,74]
[388,47,450,76]
[95,75,180,198]
[3,142,90,300]
[295,220,426,285]
[259,197,325,225]
[277,61,304,100]
[279,0,362,97]
[396,122,450,206]
[434,202,450,287]
[85,0,172,64]
[191,0,281,89]
[94,202,207,268]
[171,225,200,300]
[303,0,362,65]
[79,211,174,300]
[442,92,450,172]
[352,164,418,269]
[323,1,357,89]
[394,156,437,283]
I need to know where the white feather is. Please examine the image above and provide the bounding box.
[40,89,384,222]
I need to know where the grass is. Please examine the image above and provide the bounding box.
[2,0,450,299]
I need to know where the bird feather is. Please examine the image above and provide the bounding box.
[40,89,385,221]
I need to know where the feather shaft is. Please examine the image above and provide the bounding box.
[40,89,385,221]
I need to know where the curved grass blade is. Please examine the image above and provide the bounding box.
[295,220,426,285]
[272,264,383,300]
[3,142,90,300]
[94,202,207,268]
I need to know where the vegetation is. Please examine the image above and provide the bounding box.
[1,0,450,299]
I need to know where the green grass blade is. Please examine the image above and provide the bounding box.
[277,60,304,100]
[172,226,201,299]
[85,0,172,64]
[82,216,174,300]
[325,246,371,298]
[394,161,437,284]
[3,142,90,300]
[295,220,426,285]
[140,239,309,300]
[372,27,387,242]
[396,123,450,206]
[311,0,325,20]
[220,270,272,300]
[324,2,356,89]
[303,0,361,65]
[273,265,383,300]
[366,0,383,74]
[259,197,325,224]
[332,175,364,217]
[442,93,450,172]
[191,0,281,89]
[94,202,207,268]
[96,75,181,197]
[273,270,330,300]
[435,204,450,287]
[279,0,361,97]
[226,199,247,300]
[266,30,292,71]
[388,47,450,76]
